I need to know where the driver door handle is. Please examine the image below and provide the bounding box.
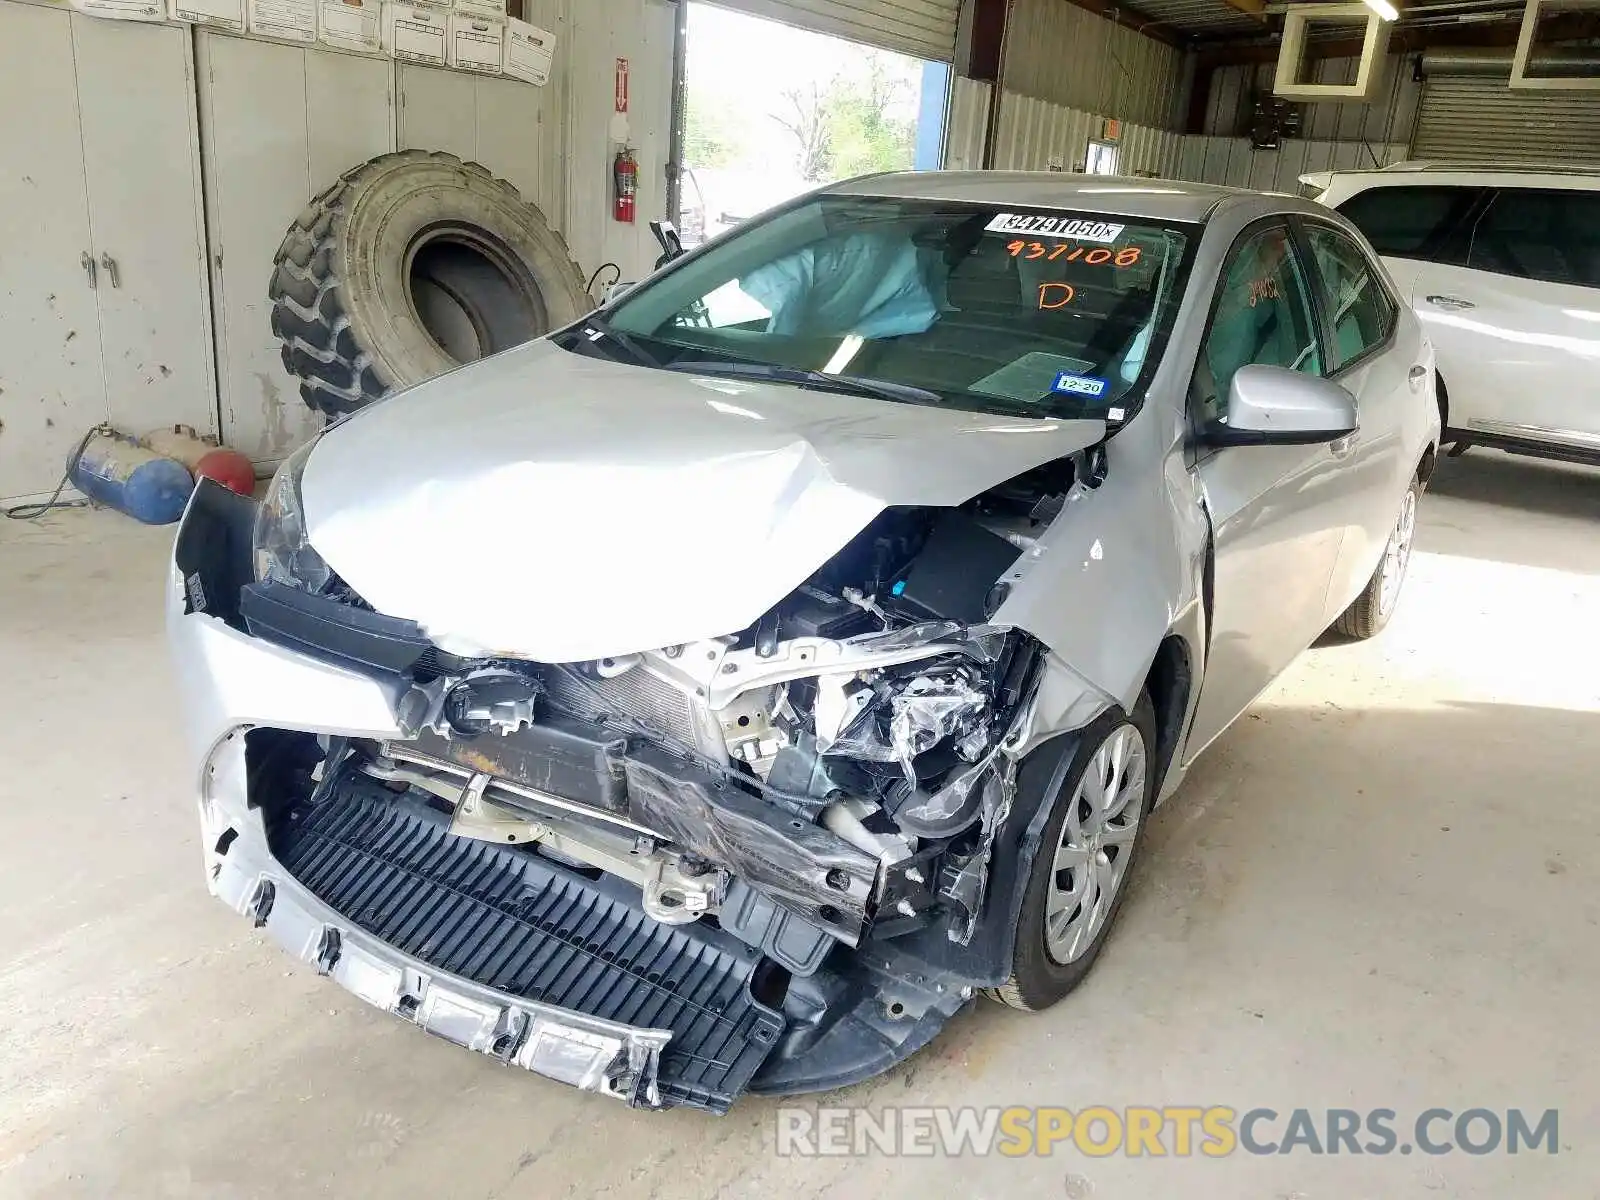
[1425,294,1474,311]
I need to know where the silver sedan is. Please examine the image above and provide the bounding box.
[169,172,1439,1113]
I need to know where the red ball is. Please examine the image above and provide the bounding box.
[194,448,257,497]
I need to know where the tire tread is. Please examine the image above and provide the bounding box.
[267,154,388,419]
[267,147,590,420]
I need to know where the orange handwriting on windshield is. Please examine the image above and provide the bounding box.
[1005,242,1141,266]
[1038,283,1076,310]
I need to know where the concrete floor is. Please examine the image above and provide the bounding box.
[3,451,1597,1199]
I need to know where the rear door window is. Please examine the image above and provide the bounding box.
[1336,185,1482,264]
[1302,224,1398,372]
[1466,188,1600,289]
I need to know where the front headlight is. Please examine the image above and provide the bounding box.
[253,439,331,592]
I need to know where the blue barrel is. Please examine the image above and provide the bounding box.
[69,430,194,525]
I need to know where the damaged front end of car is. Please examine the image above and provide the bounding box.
[171,418,1121,1113]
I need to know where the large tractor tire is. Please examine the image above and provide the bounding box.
[269,150,591,418]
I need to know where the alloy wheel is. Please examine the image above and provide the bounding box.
[1377,487,1418,619]
[1044,723,1149,965]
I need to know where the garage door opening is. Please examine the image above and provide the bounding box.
[678,2,950,247]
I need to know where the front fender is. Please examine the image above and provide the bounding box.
[993,404,1208,717]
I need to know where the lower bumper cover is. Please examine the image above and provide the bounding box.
[220,777,785,1112]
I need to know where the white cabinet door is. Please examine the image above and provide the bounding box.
[197,34,393,463]
[0,4,105,499]
[73,15,217,439]
[397,64,479,163]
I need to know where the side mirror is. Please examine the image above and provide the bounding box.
[1206,364,1357,447]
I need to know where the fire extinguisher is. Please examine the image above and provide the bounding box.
[613,148,638,225]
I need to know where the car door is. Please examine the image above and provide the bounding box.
[1334,184,1485,433]
[1440,187,1600,451]
[1297,219,1420,618]
[1185,222,1347,758]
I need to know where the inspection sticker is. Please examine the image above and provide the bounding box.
[986,213,1125,242]
[1053,372,1110,398]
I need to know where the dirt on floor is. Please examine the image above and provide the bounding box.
[2,451,1597,1199]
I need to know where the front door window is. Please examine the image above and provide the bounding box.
[1194,225,1324,426]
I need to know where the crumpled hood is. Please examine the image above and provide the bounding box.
[302,340,1105,661]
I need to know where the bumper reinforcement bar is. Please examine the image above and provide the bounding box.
[228,777,786,1112]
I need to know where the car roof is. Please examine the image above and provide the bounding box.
[822,171,1265,224]
[1315,162,1600,191]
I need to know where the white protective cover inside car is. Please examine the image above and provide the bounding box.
[301,340,1106,662]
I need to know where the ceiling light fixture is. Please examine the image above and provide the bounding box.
[1363,0,1400,19]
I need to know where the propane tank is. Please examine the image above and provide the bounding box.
[141,424,219,473]
[194,447,257,497]
[69,429,193,525]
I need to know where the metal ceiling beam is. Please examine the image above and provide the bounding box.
[1058,0,1185,46]
[1191,6,1597,63]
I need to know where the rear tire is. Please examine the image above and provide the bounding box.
[992,693,1158,1012]
[1333,476,1421,640]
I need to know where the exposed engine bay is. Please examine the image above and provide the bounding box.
[285,452,1087,970]
[172,398,1131,1110]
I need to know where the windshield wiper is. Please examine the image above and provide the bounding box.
[571,315,660,368]
[664,360,941,407]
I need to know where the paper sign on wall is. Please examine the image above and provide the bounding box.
[168,0,245,28]
[447,12,502,75]
[248,0,317,41]
[615,57,629,113]
[452,0,506,20]
[318,0,379,51]
[68,0,164,21]
[385,4,447,64]
[502,18,555,86]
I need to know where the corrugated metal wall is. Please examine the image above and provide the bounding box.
[1202,55,1423,145]
[943,74,992,170]
[1414,74,1600,165]
[1171,135,1408,190]
[1001,0,1186,131]
[959,84,1404,189]
[990,90,1182,175]
[1121,120,1186,177]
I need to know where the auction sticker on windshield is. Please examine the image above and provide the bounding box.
[986,213,1126,242]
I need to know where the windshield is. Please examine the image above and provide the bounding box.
[582,194,1192,420]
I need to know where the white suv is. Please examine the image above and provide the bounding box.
[1304,163,1600,466]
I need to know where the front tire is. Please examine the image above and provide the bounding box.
[993,694,1158,1012]
[1332,476,1420,640]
